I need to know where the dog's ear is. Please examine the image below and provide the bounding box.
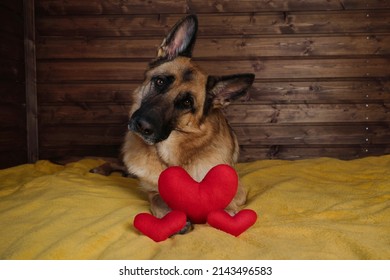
[157,15,198,60]
[206,74,255,109]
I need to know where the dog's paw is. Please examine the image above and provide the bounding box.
[89,163,112,176]
[176,219,194,235]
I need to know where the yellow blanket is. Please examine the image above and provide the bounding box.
[0,156,389,260]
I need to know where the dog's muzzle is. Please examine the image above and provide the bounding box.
[128,113,172,144]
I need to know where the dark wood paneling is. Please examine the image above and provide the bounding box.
[0,104,26,130]
[37,103,390,125]
[341,0,390,10]
[233,123,390,145]
[247,80,390,104]
[0,4,23,34]
[24,0,39,163]
[225,103,390,124]
[36,11,390,37]
[40,125,126,146]
[37,83,133,104]
[35,0,390,161]
[0,32,24,60]
[39,104,130,124]
[238,145,390,161]
[0,0,23,14]
[0,58,25,82]
[35,0,341,15]
[36,35,390,59]
[37,58,390,82]
[38,145,122,160]
[36,0,390,15]
[0,129,26,151]
[0,0,27,168]
[37,80,390,105]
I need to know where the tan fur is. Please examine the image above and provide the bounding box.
[89,16,255,224]
[122,57,246,218]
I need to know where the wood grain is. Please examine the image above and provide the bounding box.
[36,35,390,59]
[33,0,390,161]
[225,103,390,124]
[238,145,390,161]
[232,123,390,145]
[0,0,27,168]
[36,0,390,15]
[24,0,39,163]
[36,12,390,37]
[36,80,390,105]
[37,58,390,82]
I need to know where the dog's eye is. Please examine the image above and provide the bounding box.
[182,98,193,108]
[155,77,165,87]
[175,92,195,111]
[152,75,174,93]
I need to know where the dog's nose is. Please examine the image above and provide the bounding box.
[131,117,154,137]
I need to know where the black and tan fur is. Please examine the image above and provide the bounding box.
[107,15,254,220]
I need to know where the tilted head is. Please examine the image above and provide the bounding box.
[128,15,255,144]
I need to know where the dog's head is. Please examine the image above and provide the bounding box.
[128,15,254,144]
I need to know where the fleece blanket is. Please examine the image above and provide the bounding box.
[0,156,389,260]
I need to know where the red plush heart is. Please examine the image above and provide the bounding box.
[133,210,187,242]
[158,165,238,224]
[207,209,257,237]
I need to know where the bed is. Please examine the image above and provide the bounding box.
[0,156,389,260]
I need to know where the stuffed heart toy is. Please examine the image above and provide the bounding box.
[133,210,187,242]
[207,209,257,237]
[158,164,238,224]
[134,164,257,241]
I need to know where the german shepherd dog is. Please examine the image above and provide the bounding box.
[100,15,254,228]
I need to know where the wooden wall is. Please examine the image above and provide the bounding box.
[0,0,27,168]
[35,0,390,162]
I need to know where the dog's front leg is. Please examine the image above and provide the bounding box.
[148,192,171,218]
[225,182,247,215]
[148,192,193,234]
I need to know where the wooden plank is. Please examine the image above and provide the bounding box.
[36,58,390,82]
[36,37,158,59]
[38,104,130,124]
[0,58,25,82]
[341,0,390,10]
[225,103,390,124]
[0,0,23,14]
[0,1,26,169]
[232,123,390,145]
[35,11,390,37]
[36,35,390,59]
[38,143,390,162]
[37,83,134,104]
[39,126,126,146]
[39,145,121,160]
[36,79,390,105]
[0,150,28,169]
[0,128,26,151]
[238,145,390,161]
[36,0,344,15]
[24,0,39,163]
[0,5,23,34]
[0,104,26,128]
[0,82,26,104]
[37,103,389,125]
[33,1,390,163]
[0,32,24,61]
[247,80,390,104]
